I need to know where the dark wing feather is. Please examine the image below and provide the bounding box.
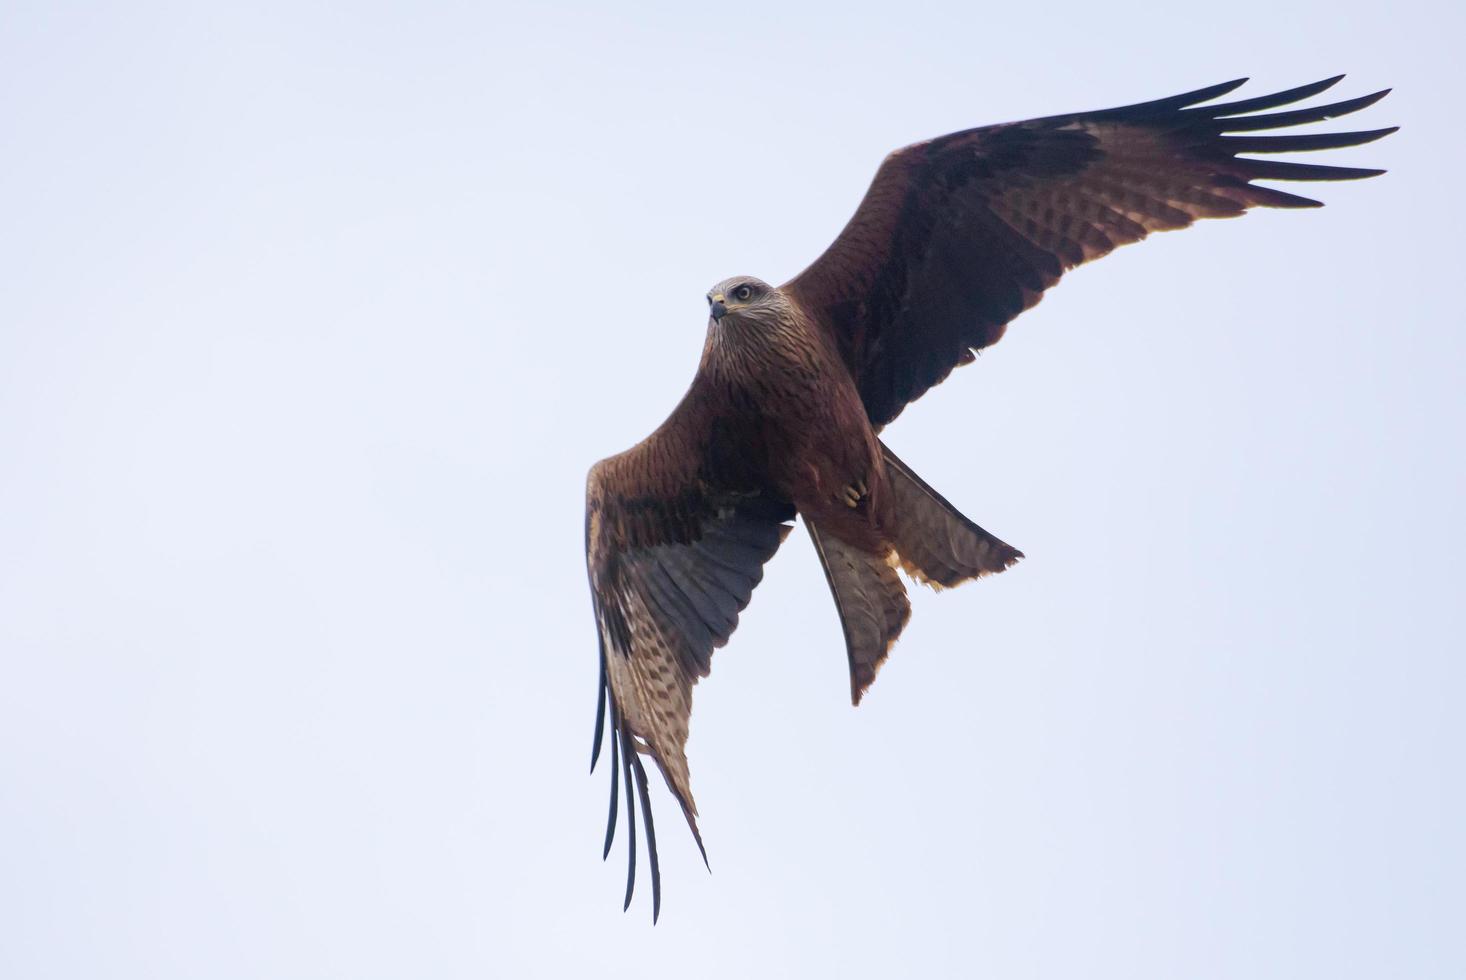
[586,378,793,920]
[783,76,1394,428]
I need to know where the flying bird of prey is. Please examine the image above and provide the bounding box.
[583,76,1393,919]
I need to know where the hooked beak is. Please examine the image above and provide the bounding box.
[709,294,727,321]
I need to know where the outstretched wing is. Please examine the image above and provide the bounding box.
[585,379,793,921]
[783,76,1395,428]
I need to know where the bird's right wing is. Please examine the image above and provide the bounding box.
[783,76,1394,428]
[585,382,793,920]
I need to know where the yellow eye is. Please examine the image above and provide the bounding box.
[733,284,753,302]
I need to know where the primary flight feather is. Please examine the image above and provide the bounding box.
[583,76,1394,920]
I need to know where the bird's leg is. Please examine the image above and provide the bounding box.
[840,477,869,509]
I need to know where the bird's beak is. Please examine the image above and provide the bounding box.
[709,294,727,321]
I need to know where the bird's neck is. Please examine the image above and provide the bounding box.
[703,308,823,382]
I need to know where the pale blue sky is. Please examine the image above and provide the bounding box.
[1,2,1461,978]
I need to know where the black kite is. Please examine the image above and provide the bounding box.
[583,76,1394,919]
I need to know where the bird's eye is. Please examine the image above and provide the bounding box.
[733,284,753,302]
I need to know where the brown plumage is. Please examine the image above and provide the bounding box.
[584,76,1394,919]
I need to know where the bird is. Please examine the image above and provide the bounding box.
[583,76,1394,920]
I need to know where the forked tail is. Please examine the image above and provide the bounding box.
[805,444,1022,705]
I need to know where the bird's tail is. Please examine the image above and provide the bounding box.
[881,442,1024,589]
[806,446,1021,705]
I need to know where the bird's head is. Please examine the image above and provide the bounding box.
[707,276,778,326]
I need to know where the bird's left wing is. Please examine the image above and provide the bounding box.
[783,76,1394,428]
[585,383,793,920]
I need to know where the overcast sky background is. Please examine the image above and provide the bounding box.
[2,2,1461,978]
